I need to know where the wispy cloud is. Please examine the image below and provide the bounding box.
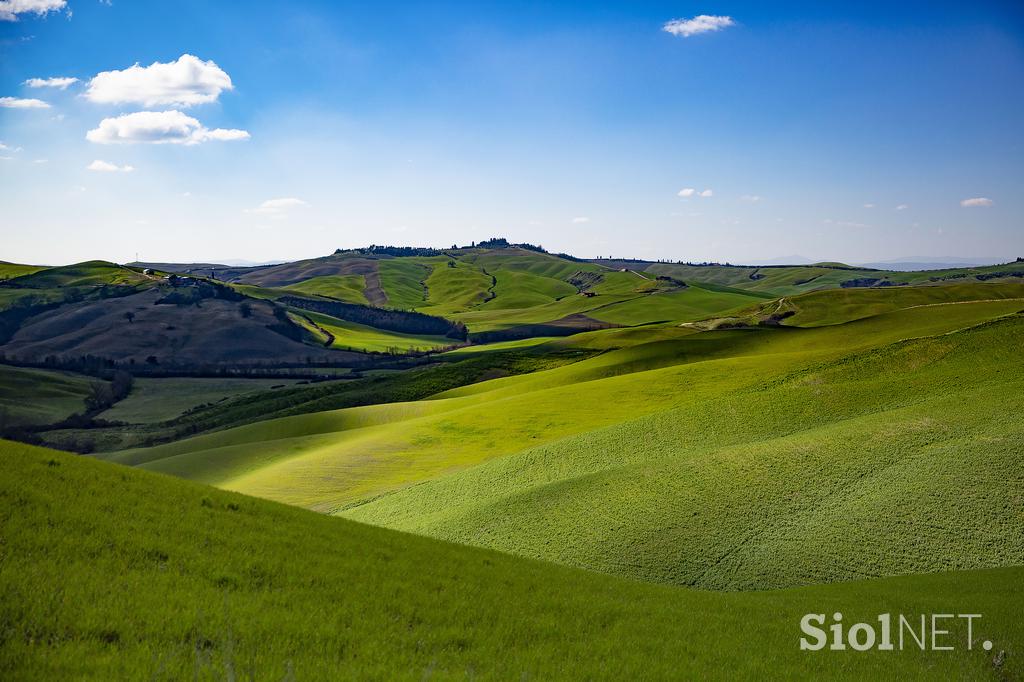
[86,110,250,145]
[740,194,761,202]
[572,216,590,224]
[24,76,78,89]
[863,203,875,208]
[0,0,66,21]
[246,198,309,216]
[0,96,50,108]
[699,189,713,198]
[87,159,135,173]
[86,54,233,107]
[960,197,993,208]
[663,15,735,38]
[678,188,713,198]
[895,204,909,211]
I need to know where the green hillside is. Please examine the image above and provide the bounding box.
[282,274,370,304]
[4,260,149,289]
[2,441,1019,680]
[95,284,1024,594]
[0,261,45,280]
[0,364,94,428]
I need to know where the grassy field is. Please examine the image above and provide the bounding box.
[297,310,455,353]
[99,378,303,424]
[0,262,45,280]
[0,364,94,427]
[282,274,369,304]
[3,261,150,289]
[2,440,1019,680]
[96,288,1024,594]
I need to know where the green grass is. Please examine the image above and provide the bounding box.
[478,270,575,310]
[300,310,455,353]
[778,281,1024,327]
[0,262,44,280]
[98,378,302,425]
[3,440,1020,680]
[418,259,492,314]
[377,259,430,309]
[281,274,369,304]
[0,365,93,427]
[6,261,149,289]
[106,296,1024,590]
[589,284,762,326]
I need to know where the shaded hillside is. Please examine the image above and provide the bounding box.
[0,288,363,368]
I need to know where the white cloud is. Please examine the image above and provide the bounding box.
[960,197,993,208]
[86,54,233,107]
[740,194,761,202]
[863,203,876,208]
[895,204,909,211]
[247,198,309,215]
[699,189,713,197]
[572,216,591,223]
[663,15,735,38]
[32,158,47,163]
[24,76,78,89]
[678,188,696,198]
[0,96,50,108]
[87,159,135,172]
[86,110,250,145]
[0,0,66,21]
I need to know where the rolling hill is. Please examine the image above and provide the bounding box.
[95,283,1024,593]
[2,440,1019,679]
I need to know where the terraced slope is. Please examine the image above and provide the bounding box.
[3,441,1019,679]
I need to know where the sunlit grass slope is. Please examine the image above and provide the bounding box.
[0,261,44,280]
[3,441,1020,680]
[5,261,149,289]
[350,313,1024,589]
[300,310,454,352]
[281,274,369,304]
[111,299,1022,528]
[779,281,1024,327]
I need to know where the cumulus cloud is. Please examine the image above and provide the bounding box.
[663,15,734,38]
[572,216,591,223]
[677,188,696,198]
[960,197,993,208]
[87,159,135,172]
[24,76,78,89]
[85,110,250,145]
[699,189,713,197]
[0,96,50,108]
[247,198,309,215]
[86,54,233,107]
[0,0,66,21]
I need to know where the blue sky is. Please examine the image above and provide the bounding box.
[1,0,1022,265]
